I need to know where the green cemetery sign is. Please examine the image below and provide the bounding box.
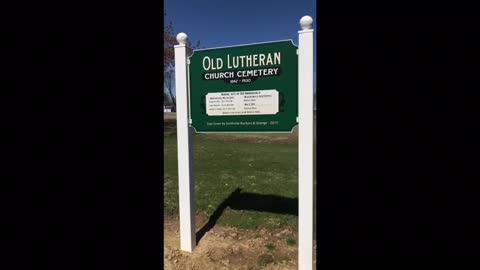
[188,40,298,132]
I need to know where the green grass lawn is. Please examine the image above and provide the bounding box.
[164,120,299,230]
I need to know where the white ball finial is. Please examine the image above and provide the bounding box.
[300,16,313,30]
[176,32,188,45]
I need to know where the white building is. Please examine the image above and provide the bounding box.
[164,105,175,113]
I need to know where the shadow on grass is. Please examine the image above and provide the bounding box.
[196,188,298,244]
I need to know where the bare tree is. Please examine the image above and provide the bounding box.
[164,92,171,106]
[164,12,201,110]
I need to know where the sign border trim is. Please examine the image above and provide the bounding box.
[189,39,297,58]
[188,39,299,134]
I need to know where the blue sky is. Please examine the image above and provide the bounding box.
[165,0,316,95]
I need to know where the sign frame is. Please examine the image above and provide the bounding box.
[187,39,299,133]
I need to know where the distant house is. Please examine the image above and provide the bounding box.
[164,105,175,113]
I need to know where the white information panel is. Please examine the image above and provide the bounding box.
[206,89,279,116]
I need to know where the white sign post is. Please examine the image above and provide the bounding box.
[298,16,314,270]
[173,16,315,269]
[174,33,196,252]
